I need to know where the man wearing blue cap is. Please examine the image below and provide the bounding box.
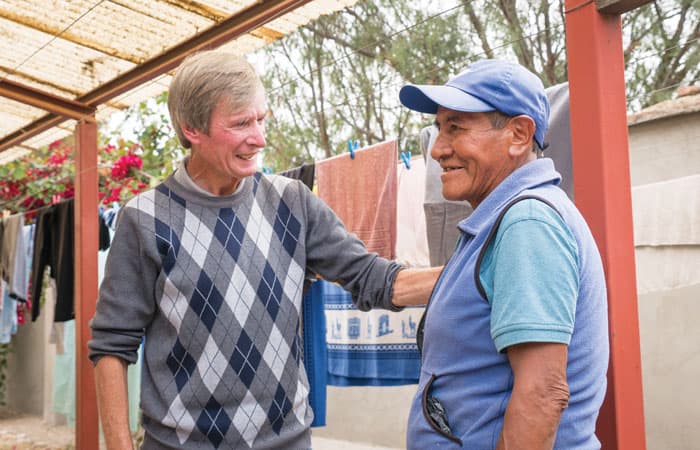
[399,59,609,449]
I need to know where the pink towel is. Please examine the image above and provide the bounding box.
[316,140,397,259]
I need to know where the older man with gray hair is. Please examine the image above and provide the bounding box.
[89,50,439,450]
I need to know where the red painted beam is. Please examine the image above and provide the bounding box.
[564,2,646,449]
[74,118,99,450]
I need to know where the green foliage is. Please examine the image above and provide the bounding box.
[0,92,182,214]
[259,0,699,171]
[260,0,469,170]
[623,0,700,109]
[114,91,184,179]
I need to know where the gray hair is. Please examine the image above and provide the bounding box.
[485,110,542,154]
[167,50,264,148]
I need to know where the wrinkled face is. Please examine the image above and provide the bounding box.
[432,107,516,207]
[185,89,267,193]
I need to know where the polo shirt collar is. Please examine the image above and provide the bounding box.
[457,158,561,236]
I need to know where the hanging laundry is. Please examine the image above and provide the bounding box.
[0,214,24,295]
[0,280,17,344]
[316,140,397,259]
[319,279,421,385]
[10,215,28,302]
[279,162,316,191]
[102,201,121,230]
[396,157,430,268]
[544,82,574,200]
[302,280,327,427]
[30,200,111,322]
[30,201,74,322]
[316,140,420,386]
[420,125,474,267]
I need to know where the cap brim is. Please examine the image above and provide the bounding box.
[399,84,495,114]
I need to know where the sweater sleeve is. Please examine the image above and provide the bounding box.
[88,206,159,365]
[300,183,403,311]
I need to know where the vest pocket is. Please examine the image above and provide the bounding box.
[421,373,463,446]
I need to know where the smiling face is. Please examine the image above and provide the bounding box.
[183,88,267,195]
[432,107,534,207]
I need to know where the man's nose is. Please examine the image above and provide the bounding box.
[248,121,266,147]
[430,134,450,161]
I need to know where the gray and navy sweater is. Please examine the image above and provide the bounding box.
[89,171,402,449]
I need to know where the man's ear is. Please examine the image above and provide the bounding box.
[508,115,536,156]
[182,124,204,145]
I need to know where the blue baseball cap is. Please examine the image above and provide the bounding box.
[399,59,550,148]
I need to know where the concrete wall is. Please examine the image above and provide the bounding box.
[638,284,700,450]
[628,113,699,186]
[5,316,46,416]
[4,285,64,425]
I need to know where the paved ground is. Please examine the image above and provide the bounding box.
[0,411,400,450]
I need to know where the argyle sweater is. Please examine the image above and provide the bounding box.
[89,172,402,449]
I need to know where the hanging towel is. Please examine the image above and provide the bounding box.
[302,280,327,427]
[396,158,430,268]
[279,163,316,191]
[316,141,420,386]
[316,140,397,259]
[0,214,23,290]
[320,279,421,385]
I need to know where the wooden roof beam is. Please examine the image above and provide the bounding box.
[0,78,95,120]
[595,0,654,14]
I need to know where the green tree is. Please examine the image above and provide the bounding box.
[260,0,468,171]
[259,0,700,170]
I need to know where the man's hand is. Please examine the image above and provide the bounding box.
[497,342,569,449]
[391,267,442,307]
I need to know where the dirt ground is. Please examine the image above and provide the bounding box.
[0,410,398,450]
[0,410,74,450]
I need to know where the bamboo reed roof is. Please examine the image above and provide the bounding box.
[0,0,356,164]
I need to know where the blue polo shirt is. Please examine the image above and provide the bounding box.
[407,158,608,450]
[480,199,579,352]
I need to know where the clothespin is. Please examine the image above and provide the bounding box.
[400,151,412,170]
[347,140,359,159]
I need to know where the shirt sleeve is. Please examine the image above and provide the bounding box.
[88,206,159,365]
[299,182,403,312]
[479,199,579,352]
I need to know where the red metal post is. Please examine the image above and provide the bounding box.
[564,2,646,449]
[74,118,100,449]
